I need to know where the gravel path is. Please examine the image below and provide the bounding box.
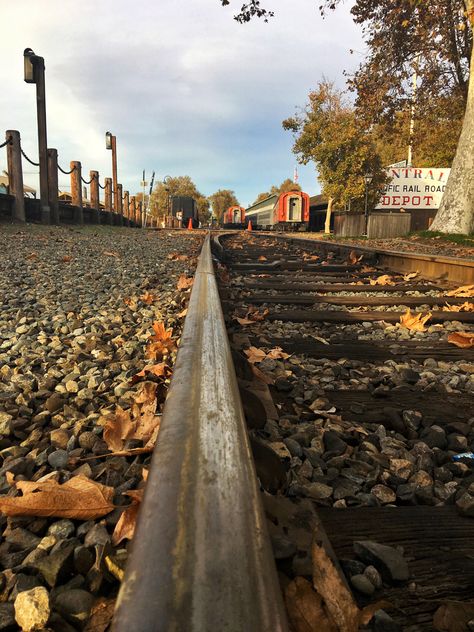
[0,225,203,630]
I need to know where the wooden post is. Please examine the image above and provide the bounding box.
[90,171,100,224]
[130,196,136,224]
[105,177,113,224]
[47,148,59,224]
[6,130,25,222]
[324,197,333,235]
[139,201,144,228]
[34,56,50,224]
[111,135,118,212]
[117,183,123,225]
[70,161,83,224]
[124,190,130,224]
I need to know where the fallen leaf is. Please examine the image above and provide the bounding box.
[177,274,194,290]
[146,321,177,360]
[403,271,419,281]
[443,302,474,312]
[84,598,116,632]
[103,251,119,257]
[447,332,474,348]
[177,307,188,318]
[311,335,330,345]
[348,250,363,265]
[103,407,134,451]
[112,489,144,545]
[77,447,154,462]
[360,265,376,273]
[370,274,394,286]
[244,346,267,364]
[62,255,72,263]
[447,284,474,298]
[266,347,290,360]
[258,256,267,261]
[140,291,155,304]
[399,309,432,331]
[285,577,337,632]
[167,252,189,261]
[130,362,170,384]
[0,475,114,519]
[124,296,138,310]
[236,317,256,326]
[26,252,38,260]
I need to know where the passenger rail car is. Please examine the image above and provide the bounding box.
[245,191,309,230]
[223,205,246,229]
[170,196,199,228]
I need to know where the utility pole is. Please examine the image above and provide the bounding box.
[24,48,50,224]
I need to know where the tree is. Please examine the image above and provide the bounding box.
[149,176,209,224]
[252,179,301,204]
[209,189,239,221]
[283,81,387,213]
[222,0,474,233]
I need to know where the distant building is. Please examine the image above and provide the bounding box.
[0,174,37,198]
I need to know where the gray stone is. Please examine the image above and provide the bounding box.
[0,413,13,436]
[0,602,15,631]
[373,609,402,632]
[323,431,347,455]
[303,482,333,500]
[354,540,409,583]
[47,450,69,469]
[47,520,75,540]
[350,573,375,596]
[364,564,383,589]
[33,542,75,587]
[84,524,110,548]
[54,589,94,626]
[73,546,95,575]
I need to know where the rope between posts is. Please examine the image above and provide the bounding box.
[58,164,77,175]
[20,148,39,166]
[98,182,106,190]
[81,176,93,185]
[0,136,12,149]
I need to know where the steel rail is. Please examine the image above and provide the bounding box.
[112,233,288,632]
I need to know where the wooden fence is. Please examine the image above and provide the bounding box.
[1,130,158,227]
[334,212,412,238]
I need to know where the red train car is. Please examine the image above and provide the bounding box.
[245,191,310,229]
[223,205,246,227]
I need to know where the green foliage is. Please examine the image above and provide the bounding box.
[411,230,474,245]
[149,176,210,224]
[253,178,301,204]
[209,189,239,221]
[283,81,387,211]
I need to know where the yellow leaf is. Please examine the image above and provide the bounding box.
[177,275,194,290]
[447,332,474,348]
[244,346,267,364]
[403,271,418,281]
[399,309,431,331]
[447,284,474,298]
[370,274,394,286]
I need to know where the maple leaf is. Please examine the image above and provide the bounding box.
[140,291,156,304]
[112,489,144,545]
[399,309,432,331]
[130,362,170,384]
[146,321,176,360]
[124,297,138,310]
[244,346,267,363]
[84,598,116,632]
[403,271,419,281]
[177,275,194,290]
[62,255,72,263]
[370,274,394,286]
[446,284,474,298]
[0,475,114,519]
[266,347,290,360]
[443,302,474,312]
[447,332,474,348]
[348,250,363,264]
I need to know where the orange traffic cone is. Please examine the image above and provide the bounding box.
[247,220,252,231]
[187,218,193,230]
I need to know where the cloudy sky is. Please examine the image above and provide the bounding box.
[0,0,364,207]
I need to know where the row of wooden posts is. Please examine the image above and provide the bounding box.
[4,130,157,227]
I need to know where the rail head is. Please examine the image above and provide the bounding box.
[112,233,288,632]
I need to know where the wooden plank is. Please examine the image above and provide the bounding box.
[318,506,474,630]
[247,337,474,362]
[231,263,363,272]
[266,310,474,324]
[242,294,470,307]
[243,282,443,293]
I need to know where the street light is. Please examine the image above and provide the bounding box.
[163,176,172,226]
[24,48,50,224]
[364,171,373,236]
[105,131,119,218]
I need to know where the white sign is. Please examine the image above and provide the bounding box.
[376,167,450,210]
[387,160,408,169]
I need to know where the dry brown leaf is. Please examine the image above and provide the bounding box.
[370,274,394,286]
[112,489,144,545]
[403,271,419,281]
[443,302,474,312]
[26,252,38,260]
[236,317,256,326]
[433,602,474,632]
[399,309,432,331]
[103,251,119,257]
[177,274,194,290]
[140,291,155,304]
[62,255,72,263]
[0,475,114,519]
[285,577,337,632]
[447,332,474,348]
[124,296,138,310]
[360,265,376,273]
[348,250,363,265]
[244,346,267,364]
[146,321,177,360]
[167,252,189,261]
[77,447,154,462]
[258,255,267,261]
[447,284,474,298]
[84,598,116,632]
[103,407,134,451]
[177,307,188,318]
[266,347,290,360]
[130,362,170,384]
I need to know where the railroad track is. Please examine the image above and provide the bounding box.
[113,231,474,632]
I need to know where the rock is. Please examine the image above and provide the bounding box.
[54,589,94,626]
[33,542,75,587]
[447,434,468,452]
[0,602,15,631]
[49,429,70,450]
[354,540,409,583]
[78,431,98,451]
[84,524,110,548]
[371,485,396,504]
[271,535,297,559]
[65,381,78,394]
[5,528,41,551]
[350,573,375,596]
[0,413,13,436]
[456,492,474,517]
[45,394,64,414]
[323,431,347,456]
[340,558,366,579]
[14,586,50,631]
[400,369,420,385]
[389,459,414,482]
[364,565,383,589]
[373,609,402,631]
[283,438,303,458]
[274,378,293,393]
[73,546,95,575]
[303,482,333,500]
[47,520,75,539]
[47,450,69,469]
[421,425,447,450]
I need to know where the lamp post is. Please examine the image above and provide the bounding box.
[363,171,373,236]
[163,175,172,227]
[105,131,119,216]
[24,48,50,224]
